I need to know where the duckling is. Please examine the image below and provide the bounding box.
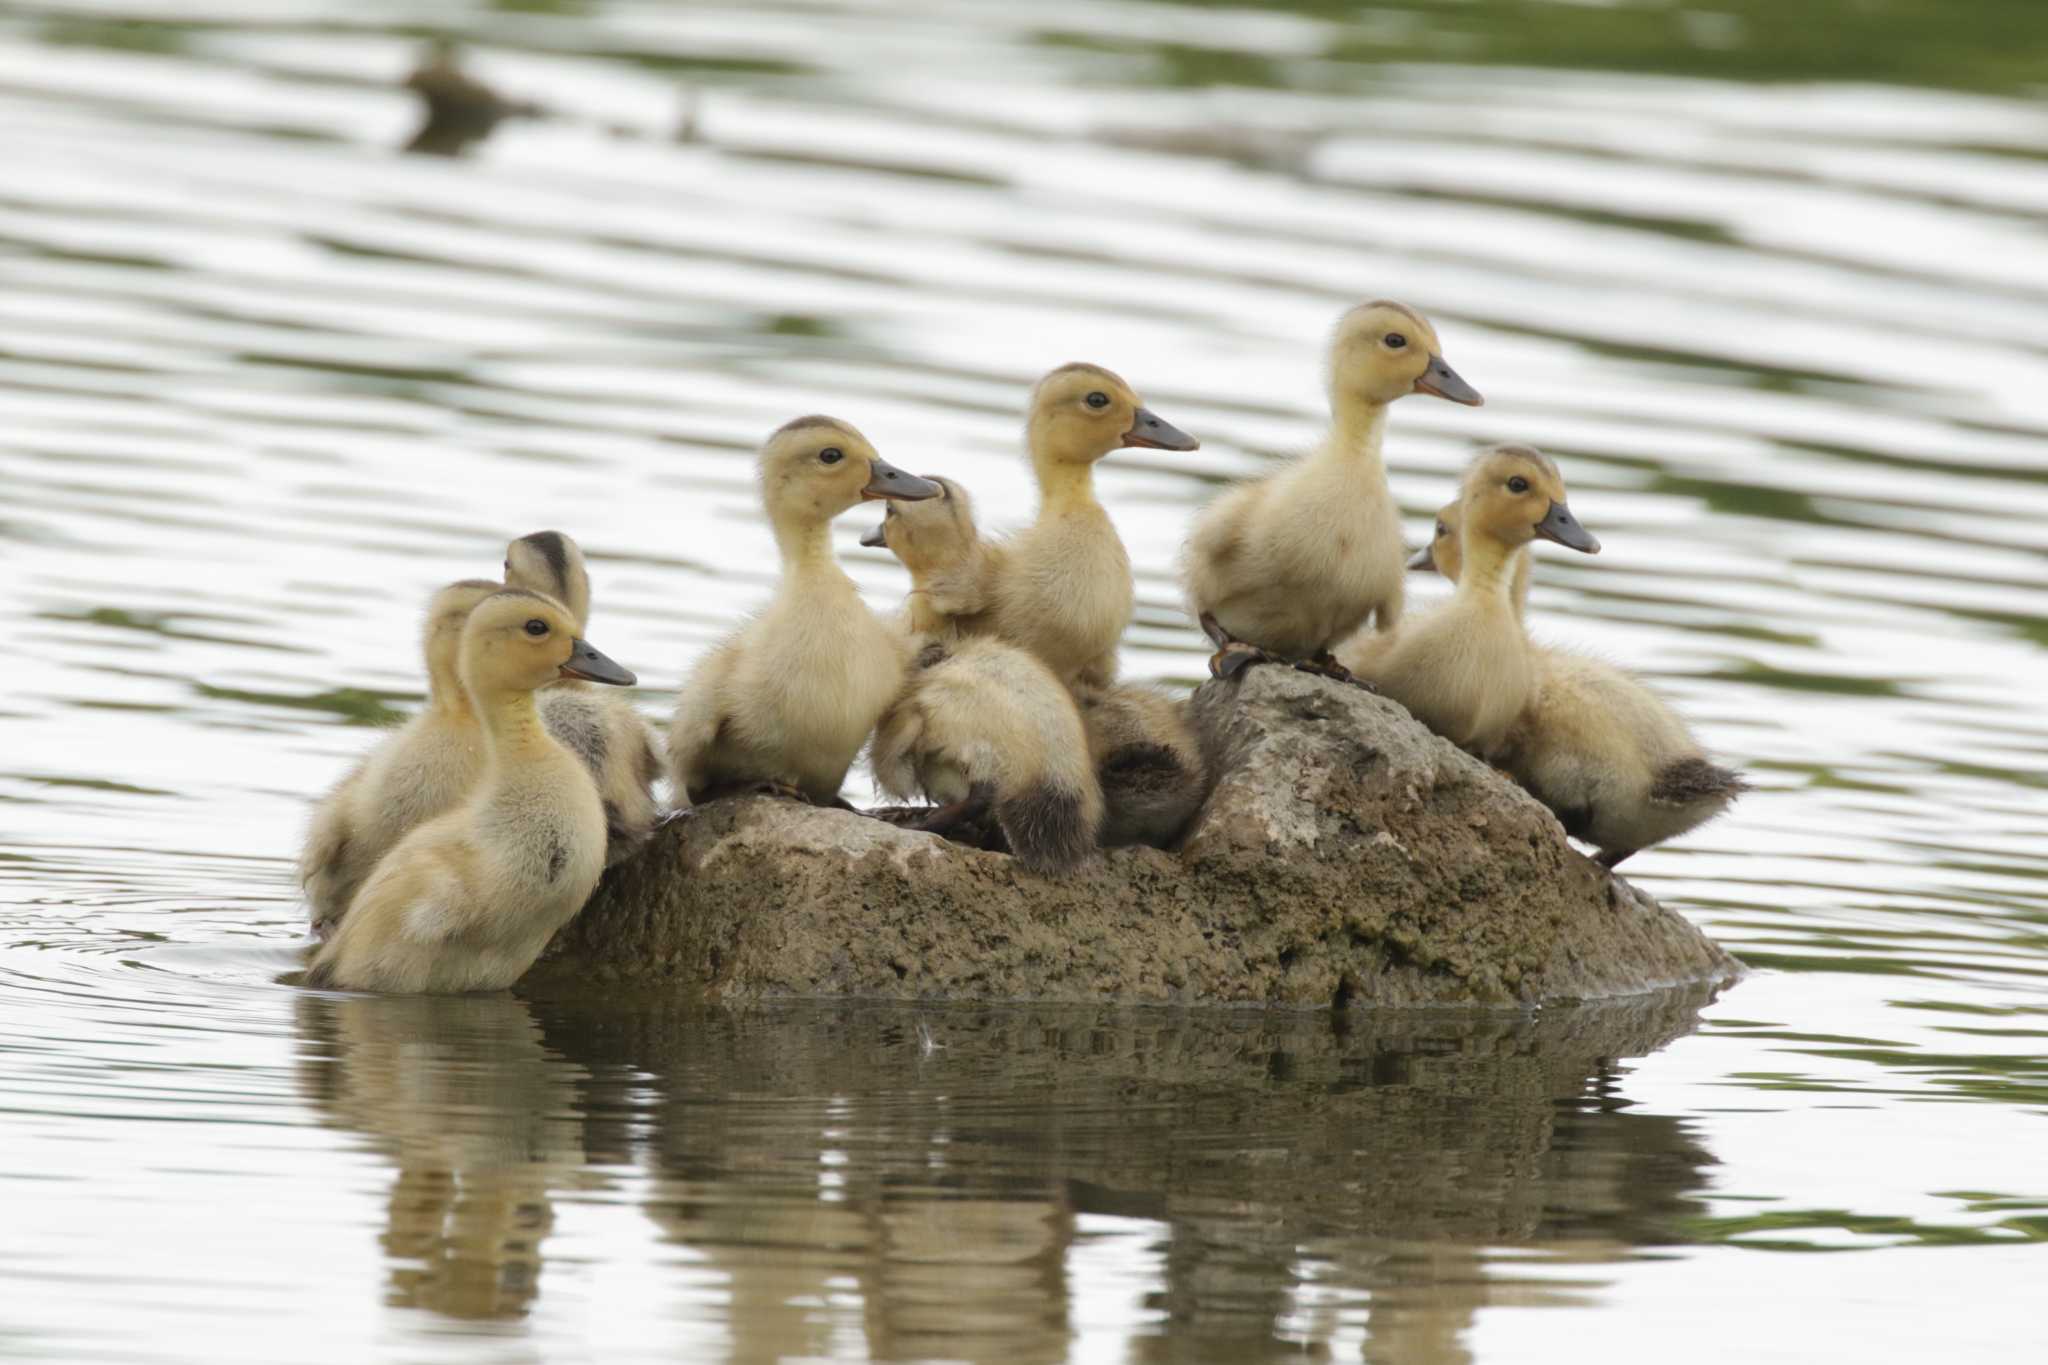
[1340,444,1599,756]
[858,475,996,641]
[668,417,941,804]
[503,530,664,865]
[1073,681,1211,848]
[300,577,504,938]
[864,482,1103,872]
[1406,498,1531,617]
[1408,500,1748,868]
[979,364,1198,687]
[1183,300,1481,679]
[305,591,637,993]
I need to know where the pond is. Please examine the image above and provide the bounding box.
[1,0,2044,1360]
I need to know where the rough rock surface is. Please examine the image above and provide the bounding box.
[536,668,1740,1006]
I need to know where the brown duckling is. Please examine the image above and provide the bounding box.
[979,363,1197,687]
[503,530,664,865]
[1072,681,1211,848]
[1410,499,1749,868]
[300,577,503,938]
[1183,300,1480,679]
[305,591,637,993]
[668,417,940,804]
[1340,444,1598,756]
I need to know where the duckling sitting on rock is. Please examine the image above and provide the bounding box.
[503,530,665,865]
[1183,300,1480,681]
[1072,681,1212,849]
[669,416,940,805]
[1409,500,1749,868]
[863,479,1105,873]
[299,577,504,939]
[977,363,1198,687]
[305,591,637,993]
[1339,443,1598,757]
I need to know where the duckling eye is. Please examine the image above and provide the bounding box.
[818,447,844,465]
[1434,520,1448,539]
[1384,332,1408,349]
[1507,476,1530,495]
[1085,391,1110,409]
[523,618,549,637]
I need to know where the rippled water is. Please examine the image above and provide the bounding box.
[2,0,2045,1359]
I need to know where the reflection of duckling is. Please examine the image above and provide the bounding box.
[1411,501,1748,868]
[402,41,542,158]
[669,417,941,804]
[1340,444,1599,756]
[865,486,1102,873]
[1184,301,1480,678]
[981,364,1197,686]
[306,592,636,992]
[1073,682,1211,848]
[504,531,664,865]
[300,578,503,938]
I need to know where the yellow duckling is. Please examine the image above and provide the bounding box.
[1183,300,1481,678]
[858,475,996,640]
[668,416,941,804]
[864,481,1104,872]
[299,577,503,938]
[305,590,637,993]
[979,363,1198,686]
[1409,501,1748,868]
[503,530,665,864]
[1340,444,1599,755]
[1073,681,1211,848]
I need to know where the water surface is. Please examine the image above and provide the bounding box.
[1,0,2045,1360]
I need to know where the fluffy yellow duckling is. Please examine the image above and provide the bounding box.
[1183,300,1481,678]
[668,416,941,804]
[979,363,1198,686]
[1340,444,1598,756]
[859,475,996,640]
[503,530,665,864]
[1410,501,1748,868]
[305,591,637,993]
[300,577,503,938]
[864,482,1104,872]
[1073,682,1211,848]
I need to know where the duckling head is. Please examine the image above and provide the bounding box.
[859,475,977,577]
[504,530,590,633]
[457,589,636,704]
[1328,301,1482,410]
[421,578,509,704]
[1405,499,1462,578]
[759,416,941,535]
[1460,444,1599,554]
[1026,363,1198,470]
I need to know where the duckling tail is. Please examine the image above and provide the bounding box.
[996,781,1100,875]
[1650,757,1751,809]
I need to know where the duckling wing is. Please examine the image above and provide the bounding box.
[667,639,740,802]
[300,757,370,935]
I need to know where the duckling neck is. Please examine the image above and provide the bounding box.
[1455,536,1523,613]
[775,519,849,582]
[426,655,477,724]
[904,589,950,637]
[1322,399,1390,471]
[474,690,554,767]
[1035,461,1102,518]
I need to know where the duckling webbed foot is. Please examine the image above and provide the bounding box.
[1295,651,1377,692]
[1209,641,1275,681]
[1596,848,1636,871]
[653,806,694,829]
[914,784,996,840]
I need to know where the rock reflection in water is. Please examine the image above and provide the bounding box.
[292,993,591,1321]
[508,985,1722,1362]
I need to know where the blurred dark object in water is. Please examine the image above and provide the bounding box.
[402,41,543,158]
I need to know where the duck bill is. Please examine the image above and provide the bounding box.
[862,457,942,502]
[1534,501,1599,553]
[1413,355,1482,406]
[1406,543,1439,572]
[560,638,637,686]
[1121,406,1199,451]
[858,519,888,548]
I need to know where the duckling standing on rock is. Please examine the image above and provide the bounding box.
[669,417,941,805]
[299,577,503,939]
[1184,300,1481,680]
[305,591,637,993]
[1340,444,1598,756]
[1409,501,1749,869]
[503,531,665,865]
[978,364,1198,687]
[864,483,1104,873]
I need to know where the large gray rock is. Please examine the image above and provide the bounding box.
[535,668,1740,1006]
